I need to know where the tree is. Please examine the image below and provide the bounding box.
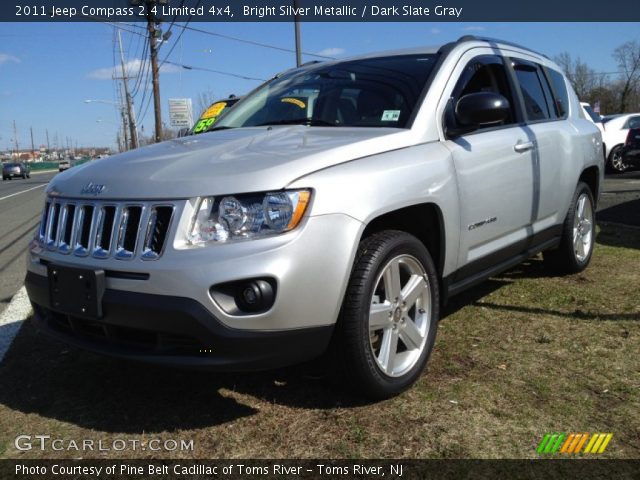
[196,90,218,117]
[613,40,640,113]
[553,52,601,100]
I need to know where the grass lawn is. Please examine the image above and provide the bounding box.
[0,223,638,459]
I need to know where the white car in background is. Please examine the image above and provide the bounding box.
[58,159,71,172]
[601,113,640,173]
[580,102,604,135]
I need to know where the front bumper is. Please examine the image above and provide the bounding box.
[25,213,363,368]
[26,271,334,370]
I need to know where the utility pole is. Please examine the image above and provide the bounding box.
[46,129,50,152]
[293,0,302,66]
[146,0,163,143]
[117,29,139,149]
[13,120,19,154]
[30,127,35,160]
[121,109,130,151]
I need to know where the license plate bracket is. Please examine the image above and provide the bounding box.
[48,264,105,319]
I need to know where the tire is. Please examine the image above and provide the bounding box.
[333,230,440,399]
[544,182,595,274]
[608,145,627,173]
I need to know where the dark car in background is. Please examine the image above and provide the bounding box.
[2,162,31,180]
[621,127,640,171]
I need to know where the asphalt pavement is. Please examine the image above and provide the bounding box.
[0,169,638,315]
[597,170,640,227]
[0,171,56,315]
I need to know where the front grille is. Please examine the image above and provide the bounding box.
[39,198,175,261]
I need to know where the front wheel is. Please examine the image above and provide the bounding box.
[544,182,595,274]
[334,230,440,399]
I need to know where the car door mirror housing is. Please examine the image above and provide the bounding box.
[455,92,511,127]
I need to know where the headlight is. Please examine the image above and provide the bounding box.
[186,189,311,245]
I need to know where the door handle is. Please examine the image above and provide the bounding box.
[514,141,535,153]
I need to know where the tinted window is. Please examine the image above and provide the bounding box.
[546,69,569,118]
[447,55,516,131]
[625,116,640,129]
[217,54,438,129]
[514,64,551,121]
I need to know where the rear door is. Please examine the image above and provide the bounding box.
[509,58,574,230]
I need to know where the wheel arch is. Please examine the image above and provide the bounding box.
[359,203,446,278]
[579,165,600,205]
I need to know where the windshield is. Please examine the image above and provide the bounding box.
[582,105,602,123]
[215,54,438,129]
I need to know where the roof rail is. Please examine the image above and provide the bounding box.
[452,35,550,59]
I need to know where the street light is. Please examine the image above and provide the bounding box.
[84,99,139,150]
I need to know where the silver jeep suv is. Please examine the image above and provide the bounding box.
[26,37,603,398]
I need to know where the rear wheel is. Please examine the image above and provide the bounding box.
[334,230,440,399]
[608,145,627,173]
[544,182,595,274]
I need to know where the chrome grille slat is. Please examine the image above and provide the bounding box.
[45,203,59,249]
[56,205,70,254]
[73,205,88,256]
[38,198,174,261]
[141,205,175,261]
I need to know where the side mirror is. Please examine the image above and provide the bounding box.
[455,92,510,127]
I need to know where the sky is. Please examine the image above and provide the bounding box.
[0,21,639,151]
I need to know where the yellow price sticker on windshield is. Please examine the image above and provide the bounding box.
[201,102,227,119]
[281,97,306,109]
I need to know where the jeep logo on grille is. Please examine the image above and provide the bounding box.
[81,183,106,196]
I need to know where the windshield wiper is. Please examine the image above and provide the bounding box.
[206,125,236,132]
[256,118,338,127]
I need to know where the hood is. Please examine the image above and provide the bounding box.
[48,126,410,200]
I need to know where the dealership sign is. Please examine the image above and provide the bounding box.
[168,98,194,128]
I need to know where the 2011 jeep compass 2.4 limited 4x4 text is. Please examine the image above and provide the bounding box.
[26,37,603,398]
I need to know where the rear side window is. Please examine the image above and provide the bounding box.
[625,116,640,129]
[513,62,553,121]
[546,69,569,118]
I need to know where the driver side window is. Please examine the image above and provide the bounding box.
[445,55,516,134]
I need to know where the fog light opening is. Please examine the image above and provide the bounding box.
[236,280,274,313]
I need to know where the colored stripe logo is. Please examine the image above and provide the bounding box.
[537,433,612,454]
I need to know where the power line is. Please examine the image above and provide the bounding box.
[114,21,336,60]
[163,60,267,81]
[159,0,199,68]
[130,38,149,97]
